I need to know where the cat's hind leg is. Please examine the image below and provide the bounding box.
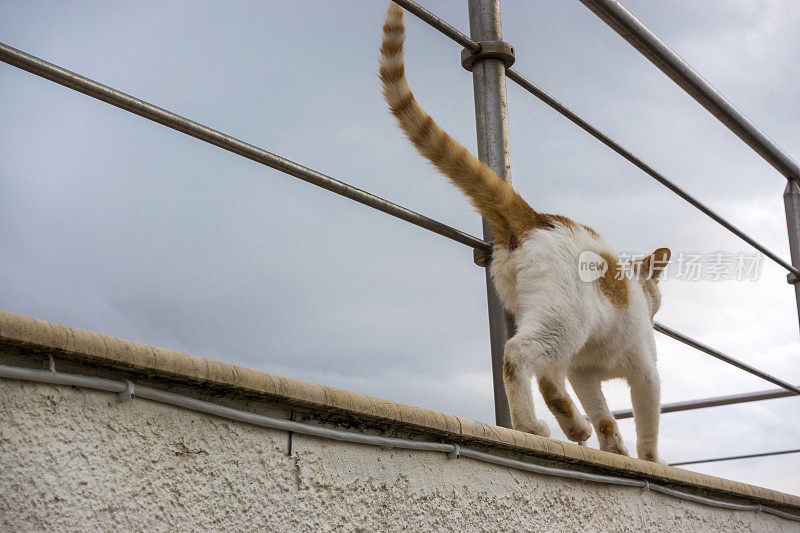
[503,335,549,437]
[537,372,592,442]
[503,317,587,439]
[568,369,629,455]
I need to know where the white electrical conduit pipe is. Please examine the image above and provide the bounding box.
[0,364,797,522]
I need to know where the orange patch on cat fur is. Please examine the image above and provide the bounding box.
[581,224,599,238]
[598,418,617,438]
[503,359,516,381]
[598,251,629,310]
[499,195,538,248]
[538,377,574,419]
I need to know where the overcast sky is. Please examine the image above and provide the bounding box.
[2,0,799,495]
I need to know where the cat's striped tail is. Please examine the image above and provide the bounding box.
[379,3,537,246]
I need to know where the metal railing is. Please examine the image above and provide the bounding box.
[613,385,800,420]
[1,0,798,469]
[670,449,800,468]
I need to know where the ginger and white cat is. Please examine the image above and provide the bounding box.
[379,3,670,462]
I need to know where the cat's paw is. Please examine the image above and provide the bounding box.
[565,415,592,442]
[638,450,664,464]
[516,419,550,438]
[600,439,630,455]
[601,440,629,456]
[600,438,629,456]
[598,418,629,456]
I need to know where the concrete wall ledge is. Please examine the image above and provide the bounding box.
[1,309,798,514]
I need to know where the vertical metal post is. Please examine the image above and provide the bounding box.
[783,180,800,335]
[467,0,513,428]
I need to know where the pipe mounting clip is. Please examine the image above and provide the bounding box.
[473,248,492,267]
[461,41,515,72]
[118,380,135,403]
[448,444,461,459]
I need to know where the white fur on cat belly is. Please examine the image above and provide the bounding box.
[492,221,662,463]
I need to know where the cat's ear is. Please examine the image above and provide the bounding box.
[641,247,671,282]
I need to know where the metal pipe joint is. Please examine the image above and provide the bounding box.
[473,248,492,267]
[461,41,515,71]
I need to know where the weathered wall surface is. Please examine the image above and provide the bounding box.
[1,379,793,533]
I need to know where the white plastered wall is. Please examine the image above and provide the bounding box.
[0,379,792,532]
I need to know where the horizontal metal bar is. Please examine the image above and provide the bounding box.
[670,449,800,467]
[395,0,797,276]
[579,0,800,183]
[505,69,799,276]
[391,0,480,52]
[654,322,800,395]
[0,42,491,254]
[613,386,798,420]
